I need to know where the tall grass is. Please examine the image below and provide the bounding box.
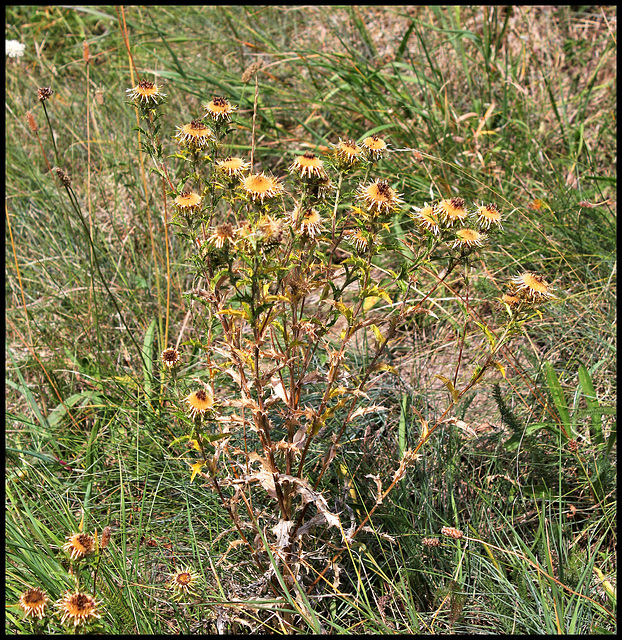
[6,6,615,634]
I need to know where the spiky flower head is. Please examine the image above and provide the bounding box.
[411,203,440,236]
[357,179,404,215]
[37,86,53,102]
[331,138,363,169]
[63,532,95,560]
[361,134,388,161]
[175,120,214,149]
[510,272,554,303]
[204,96,237,122]
[436,197,468,226]
[499,292,521,311]
[174,190,203,213]
[289,151,328,180]
[208,222,236,249]
[256,216,284,250]
[167,566,202,598]
[241,172,285,204]
[56,591,101,627]
[343,228,369,252]
[216,156,250,178]
[474,202,503,230]
[289,205,324,239]
[452,227,486,250]
[161,348,181,369]
[19,588,49,620]
[126,79,166,106]
[185,387,214,420]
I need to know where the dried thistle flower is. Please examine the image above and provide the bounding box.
[437,197,468,226]
[357,179,404,215]
[126,79,165,106]
[500,292,521,310]
[56,591,101,627]
[452,228,486,250]
[289,151,328,180]
[185,387,214,420]
[216,156,250,178]
[289,205,324,239]
[474,202,503,230]
[361,134,388,161]
[175,120,214,148]
[37,86,53,102]
[174,190,202,213]
[510,272,554,303]
[63,532,95,560]
[331,138,363,169]
[208,222,235,249]
[19,588,49,620]
[167,566,201,598]
[204,96,237,122]
[257,216,283,250]
[241,172,284,204]
[410,202,440,235]
[343,228,369,252]
[161,348,181,369]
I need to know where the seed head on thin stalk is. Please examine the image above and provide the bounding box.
[37,86,53,102]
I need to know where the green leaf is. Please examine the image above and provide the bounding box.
[545,361,571,431]
[503,422,561,451]
[474,321,496,352]
[577,363,604,445]
[370,324,384,344]
[143,318,157,398]
[435,374,460,404]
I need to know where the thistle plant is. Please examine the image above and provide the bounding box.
[126,82,554,604]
